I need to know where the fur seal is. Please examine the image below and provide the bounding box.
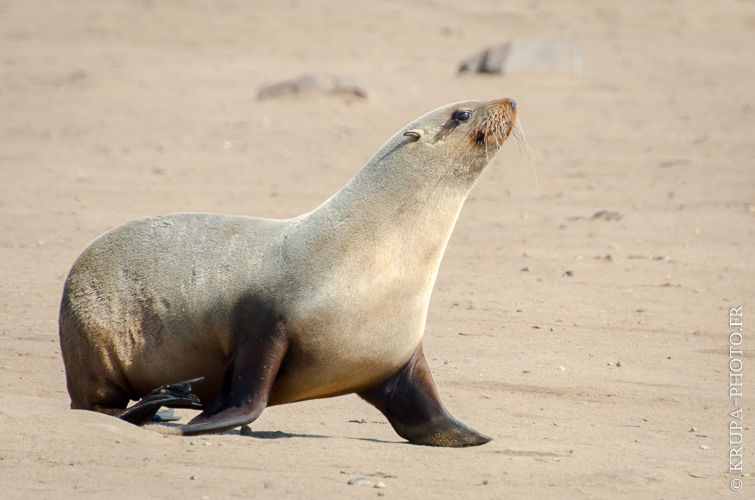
[59,98,518,447]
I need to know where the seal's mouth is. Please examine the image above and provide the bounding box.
[471,98,517,146]
[470,97,531,163]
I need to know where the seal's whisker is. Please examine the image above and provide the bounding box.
[492,117,503,149]
[512,120,535,161]
[467,114,490,162]
[484,119,492,162]
[510,119,538,192]
[513,128,526,159]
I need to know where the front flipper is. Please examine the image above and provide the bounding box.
[119,377,204,425]
[181,323,289,436]
[359,344,492,447]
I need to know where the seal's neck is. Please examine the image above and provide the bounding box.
[298,136,473,277]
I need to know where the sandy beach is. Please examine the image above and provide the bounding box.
[1,1,754,498]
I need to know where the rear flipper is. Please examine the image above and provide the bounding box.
[119,377,204,425]
[359,344,492,447]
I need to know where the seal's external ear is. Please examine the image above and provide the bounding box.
[403,129,424,141]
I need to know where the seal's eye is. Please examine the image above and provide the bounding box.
[453,110,472,123]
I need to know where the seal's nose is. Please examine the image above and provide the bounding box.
[507,98,517,110]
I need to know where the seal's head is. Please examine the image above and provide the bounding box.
[399,98,518,186]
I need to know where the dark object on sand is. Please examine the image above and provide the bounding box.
[256,72,369,100]
[458,36,583,76]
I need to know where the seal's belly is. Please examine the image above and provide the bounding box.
[269,338,419,405]
[268,294,428,405]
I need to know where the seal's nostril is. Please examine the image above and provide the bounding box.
[507,98,517,109]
